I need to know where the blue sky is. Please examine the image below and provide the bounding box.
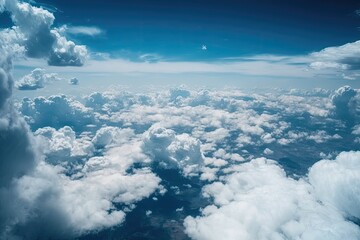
[3,0,360,92]
[29,0,360,60]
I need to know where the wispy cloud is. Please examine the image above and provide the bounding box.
[15,56,314,79]
[65,25,104,36]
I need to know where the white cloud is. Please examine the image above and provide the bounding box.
[48,29,87,66]
[8,79,360,238]
[92,126,135,148]
[142,124,205,177]
[5,0,88,66]
[65,25,103,36]
[20,95,95,131]
[35,126,94,163]
[309,151,360,220]
[310,40,360,79]
[331,85,358,120]
[184,156,360,240]
[16,68,60,90]
[11,158,160,238]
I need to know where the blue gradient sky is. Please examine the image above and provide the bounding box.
[3,0,360,92]
[30,0,360,60]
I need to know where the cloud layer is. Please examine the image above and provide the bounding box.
[16,68,60,90]
[184,155,360,240]
[4,0,88,66]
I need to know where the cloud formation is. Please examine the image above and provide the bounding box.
[310,40,360,80]
[20,95,95,131]
[184,156,360,240]
[69,77,79,85]
[65,25,103,36]
[16,68,60,90]
[142,124,204,177]
[4,0,88,66]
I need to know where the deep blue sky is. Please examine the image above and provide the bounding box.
[14,0,359,61]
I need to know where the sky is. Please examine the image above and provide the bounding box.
[2,1,360,239]
[0,0,358,93]
[25,0,360,59]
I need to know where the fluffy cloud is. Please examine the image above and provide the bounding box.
[8,67,360,239]
[8,154,160,239]
[310,40,360,79]
[16,68,60,90]
[309,151,360,220]
[184,156,360,240]
[311,40,360,70]
[92,126,135,148]
[331,86,358,121]
[0,1,114,238]
[35,126,94,163]
[142,124,204,176]
[47,29,87,66]
[20,95,95,131]
[5,0,88,66]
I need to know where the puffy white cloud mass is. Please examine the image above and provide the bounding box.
[142,124,205,176]
[8,84,360,239]
[16,68,60,90]
[310,40,360,80]
[309,151,360,220]
[331,85,359,121]
[20,95,95,131]
[3,0,87,66]
[1,122,162,239]
[0,1,151,238]
[184,155,360,240]
[8,153,161,239]
[35,126,94,163]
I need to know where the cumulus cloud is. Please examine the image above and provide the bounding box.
[5,0,88,66]
[92,126,135,148]
[0,1,115,238]
[20,95,95,131]
[142,124,204,176]
[184,156,360,240]
[9,155,160,239]
[331,85,358,122]
[309,151,360,220]
[35,126,94,163]
[16,68,60,90]
[68,77,78,85]
[310,40,360,79]
[47,29,87,66]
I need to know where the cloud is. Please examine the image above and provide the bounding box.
[20,95,95,131]
[310,40,360,80]
[5,0,88,66]
[35,126,94,163]
[65,25,103,36]
[92,126,135,148]
[16,68,60,90]
[47,29,87,66]
[331,85,358,122]
[309,151,360,220]
[10,155,161,238]
[8,78,360,238]
[69,77,78,85]
[184,156,360,240]
[142,124,205,177]
[14,54,315,80]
